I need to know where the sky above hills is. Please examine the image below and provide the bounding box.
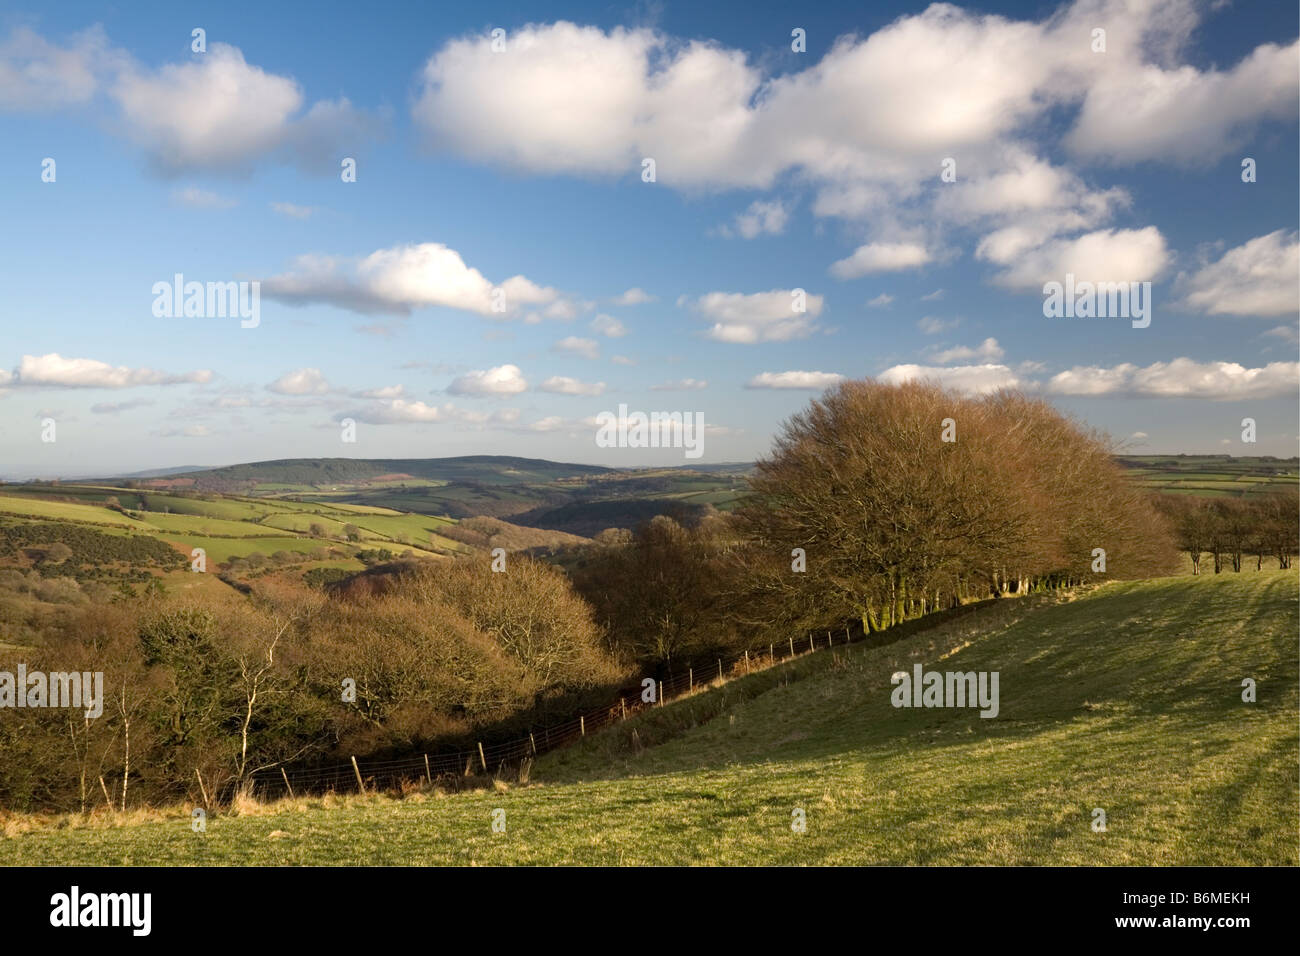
[1,0,1297,477]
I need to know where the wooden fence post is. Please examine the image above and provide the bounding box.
[194,768,209,808]
[689,668,693,692]
[620,698,626,720]
[744,650,750,673]
[809,633,815,653]
[529,733,537,756]
[280,767,295,799]
[658,681,664,706]
[717,659,723,680]
[478,741,488,771]
[827,630,832,646]
[789,636,795,657]
[580,716,586,736]
[351,755,365,793]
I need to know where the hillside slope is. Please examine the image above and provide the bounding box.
[6,571,1295,865]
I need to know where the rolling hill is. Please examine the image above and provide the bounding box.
[7,568,1293,864]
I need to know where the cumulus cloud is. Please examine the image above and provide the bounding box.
[684,289,824,343]
[538,375,606,396]
[878,363,1022,395]
[267,368,330,395]
[745,371,845,390]
[1047,359,1299,400]
[447,364,528,396]
[111,43,374,174]
[717,199,790,239]
[830,241,930,278]
[10,354,212,388]
[262,242,567,318]
[1174,230,1300,317]
[928,337,1004,365]
[410,6,1293,196]
[867,293,894,307]
[611,287,655,305]
[0,26,121,111]
[1066,39,1300,164]
[552,336,600,359]
[407,5,1295,288]
[981,227,1170,290]
[589,314,627,337]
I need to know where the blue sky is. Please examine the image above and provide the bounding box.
[0,0,1297,477]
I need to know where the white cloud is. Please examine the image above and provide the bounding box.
[1263,325,1300,345]
[111,43,372,173]
[271,201,316,219]
[611,287,655,305]
[830,241,930,278]
[1067,39,1300,164]
[745,371,845,390]
[981,227,1169,291]
[685,289,824,343]
[538,375,606,396]
[920,289,944,301]
[589,314,627,338]
[263,242,565,318]
[447,364,528,396]
[172,187,237,209]
[866,293,894,307]
[878,363,1022,395]
[351,384,405,400]
[611,355,636,366]
[268,368,330,395]
[651,378,708,391]
[552,336,600,359]
[406,5,1297,293]
[1047,359,1300,400]
[11,354,212,388]
[0,26,120,111]
[1174,230,1300,317]
[928,337,1004,365]
[718,199,789,239]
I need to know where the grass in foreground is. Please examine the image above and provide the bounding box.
[2,570,1295,865]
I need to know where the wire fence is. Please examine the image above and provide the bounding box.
[245,622,881,801]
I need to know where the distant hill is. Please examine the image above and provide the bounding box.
[158,456,617,491]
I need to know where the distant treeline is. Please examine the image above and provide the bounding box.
[1157,493,1297,573]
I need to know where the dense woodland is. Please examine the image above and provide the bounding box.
[0,380,1294,812]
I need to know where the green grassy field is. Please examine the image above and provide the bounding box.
[1119,455,1299,497]
[5,569,1294,865]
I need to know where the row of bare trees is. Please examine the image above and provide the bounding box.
[1156,492,1297,573]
